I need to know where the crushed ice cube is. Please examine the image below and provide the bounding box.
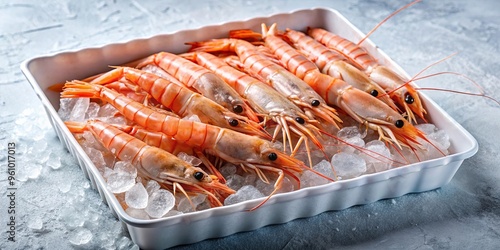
[177,152,202,166]
[337,126,362,139]
[85,101,101,119]
[47,152,62,170]
[177,194,207,213]
[60,208,85,229]
[226,174,245,190]
[27,217,44,231]
[114,161,137,176]
[106,162,137,194]
[125,183,149,209]
[97,103,119,117]
[331,152,367,180]
[26,163,43,179]
[145,180,161,196]
[68,98,90,122]
[415,123,436,135]
[182,114,202,122]
[125,207,150,220]
[145,189,175,218]
[219,163,238,178]
[362,140,393,173]
[427,129,451,151]
[224,185,265,206]
[300,160,335,188]
[69,228,93,246]
[84,147,107,171]
[59,178,73,193]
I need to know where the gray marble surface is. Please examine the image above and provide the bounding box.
[1,0,499,249]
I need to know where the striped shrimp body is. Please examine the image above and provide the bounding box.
[136,51,260,122]
[187,38,342,130]
[283,28,399,111]
[109,123,225,182]
[62,81,318,209]
[64,119,233,207]
[260,24,428,149]
[90,67,269,139]
[308,27,425,124]
[181,51,325,166]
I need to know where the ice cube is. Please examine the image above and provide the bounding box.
[362,140,393,173]
[331,152,367,180]
[145,180,161,196]
[313,159,336,179]
[59,178,72,193]
[27,217,43,231]
[26,163,42,179]
[106,162,137,194]
[85,101,101,119]
[415,123,436,135]
[177,152,202,166]
[145,189,175,218]
[219,162,238,178]
[176,194,207,213]
[114,161,137,177]
[69,228,93,246]
[224,185,265,206]
[47,152,62,170]
[58,98,78,121]
[337,126,362,139]
[428,129,450,151]
[97,103,119,118]
[84,147,107,171]
[68,98,90,122]
[340,136,366,154]
[125,207,150,220]
[226,174,245,190]
[182,114,202,122]
[125,183,149,209]
[299,160,335,188]
[60,208,85,229]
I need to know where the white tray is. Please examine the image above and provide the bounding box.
[20,8,478,250]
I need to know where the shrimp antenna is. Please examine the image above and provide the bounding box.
[358,0,423,46]
[412,72,500,106]
[382,52,458,97]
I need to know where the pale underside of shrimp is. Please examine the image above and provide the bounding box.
[61,81,327,210]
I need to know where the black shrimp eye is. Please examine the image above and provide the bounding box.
[295,117,305,124]
[268,152,278,161]
[370,89,379,97]
[405,93,415,104]
[194,171,205,181]
[395,119,405,128]
[228,119,239,127]
[233,105,243,113]
[311,100,320,107]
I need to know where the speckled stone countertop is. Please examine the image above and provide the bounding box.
[1,0,499,249]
